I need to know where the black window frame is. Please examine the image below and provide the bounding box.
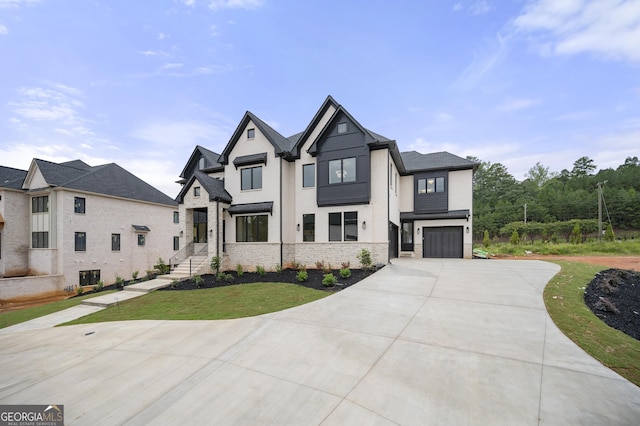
[112,233,121,251]
[337,122,348,134]
[418,177,445,194]
[302,163,315,188]
[74,197,86,214]
[79,270,100,286]
[328,157,356,185]
[401,221,414,251]
[241,166,262,191]
[194,186,201,197]
[236,215,268,242]
[173,236,180,251]
[32,231,49,248]
[344,211,358,241]
[173,211,179,223]
[137,234,145,246]
[303,214,315,242]
[75,232,86,252]
[247,128,255,139]
[32,196,48,213]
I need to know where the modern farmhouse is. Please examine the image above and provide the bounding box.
[0,159,179,300]
[175,96,478,271]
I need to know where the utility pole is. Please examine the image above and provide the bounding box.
[523,203,527,224]
[597,181,607,242]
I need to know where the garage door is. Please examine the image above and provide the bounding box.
[422,227,463,258]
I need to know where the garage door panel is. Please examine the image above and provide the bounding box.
[423,227,462,258]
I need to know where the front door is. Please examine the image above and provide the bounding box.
[193,208,208,243]
[389,222,399,259]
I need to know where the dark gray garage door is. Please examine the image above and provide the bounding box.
[422,226,463,258]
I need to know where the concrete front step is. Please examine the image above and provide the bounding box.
[80,275,190,307]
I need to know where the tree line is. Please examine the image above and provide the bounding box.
[469,155,640,240]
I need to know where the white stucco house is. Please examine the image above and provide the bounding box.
[0,159,179,300]
[175,96,478,271]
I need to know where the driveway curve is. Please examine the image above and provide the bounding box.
[1,259,639,425]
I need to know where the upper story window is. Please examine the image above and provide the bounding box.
[241,166,262,190]
[112,233,121,251]
[199,157,206,170]
[75,232,86,252]
[173,211,179,223]
[303,164,315,188]
[74,197,85,214]
[194,186,201,197]
[138,234,145,246]
[337,122,348,134]
[247,128,255,139]
[32,232,48,248]
[418,177,445,194]
[32,196,48,213]
[329,157,356,184]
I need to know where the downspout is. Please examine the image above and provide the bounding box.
[215,200,219,258]
[387,151,391,263]
[279,157,283,268]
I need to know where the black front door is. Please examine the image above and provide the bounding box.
[193,209,208,243]
[389,222,399,259]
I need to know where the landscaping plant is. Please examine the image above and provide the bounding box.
[322,273,337,287]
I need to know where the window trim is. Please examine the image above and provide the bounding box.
[236,214,268,242]
[74,197,86,214]
[337,122,348,134]
[328,211,358,242]
[112,233,121,251]
[173,236,180,251]
[32,196,49,213]
[247,128,255,139]
[241,166,263,191]
[32,231,49,248]
[194,186,201,197]
[173,211,179,224]
[75,232,87,252]
[137,234,145,246]
[417,177,445,194]
[328,157,356,185]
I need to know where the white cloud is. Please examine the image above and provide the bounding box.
[210,24,220,36]
[454,33,509,91]
[554,110,596,121]
[497,97,540,112]
[453,3,463,12]
[435,112,455,122]
[11,86,85,122]
[129,119,232,148]
[157,32,168,40]
[139,50,168,57]
[0,23,8,35]
[160,62,184,70]
[469,1,491,15]
[513,0,640,63]
[208,0,264,11]
[0,0,41,8]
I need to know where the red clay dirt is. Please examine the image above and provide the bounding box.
[505,255,640,272]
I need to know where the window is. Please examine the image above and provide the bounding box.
[344,211,358,241]
[303,164,315,188]
[329,157,356,184]
[401,222,414,251]
[112,234,120,251]
[328,211,358,241]
[75,232,86,252]
[236,215,268,242]
[173,236,180,251]
[199,157,206,170]
[241,166,262,190]
[32,196,48,213]
[337,122,348,134]
[418,177,445,194]
[138,234,145,246]
[303,214,315,242]
[79,270,100,286]
[32,232,48,248]
[173,211,179,223]
[74,197,85,214]
[247,128,255,139]
[194,186,201,197]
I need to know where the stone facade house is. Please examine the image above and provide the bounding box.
[0,159,179,300]
[175,96,478,272]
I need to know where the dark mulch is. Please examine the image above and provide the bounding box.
[584,268,640,340]
[159,267,380,292]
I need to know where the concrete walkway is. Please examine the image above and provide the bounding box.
[1,259,639,425]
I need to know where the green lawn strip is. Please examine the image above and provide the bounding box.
[0,290,118,329]
[61,283,330,325]
[544,261,640,386]
[485,239,640,256]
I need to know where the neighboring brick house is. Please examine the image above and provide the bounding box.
[176,96,478,271]
[0,159,179,299]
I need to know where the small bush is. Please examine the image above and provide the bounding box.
[211,256,221,274]
[296,270,308,283]
[341,261,350,269]
[115,275,124,289]
[155,257,170,274]
[95,280,104,292]
[340,268,351,279]
[224,273,235,283]
[510,230,520,245]
[357,248,372,270]
[76,285,84,296]
[236,264,244,276]
[322,273,337,287]
[315,261,324,270]
[604,223,615,242]
[216,271,226,281]
[193,275,204,288]
[275,263,283,273]
[322,263,332,274]
[132,270,139,281]
[483,230,490,248]
[256,265,266,276]
[170,279,179,289]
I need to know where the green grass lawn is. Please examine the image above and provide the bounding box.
[484,239,640,256]
[62,283,329,325]
[544,261,640,387]
[0,290,118,329]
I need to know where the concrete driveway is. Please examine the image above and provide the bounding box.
[1,259,639,425]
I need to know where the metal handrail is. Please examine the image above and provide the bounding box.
[169,242,194,270]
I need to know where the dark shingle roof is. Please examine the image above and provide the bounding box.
[176,171,232,204]
[246,112,294,154]
[0,166,28,190]
[400,151,478,172]
[32,159,177,206]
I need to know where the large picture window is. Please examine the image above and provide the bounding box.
[303,214,315,242]
[418,177,445,194]
[328,157,356,184]
[241,166,262,190]
[328,211,358,241]
[236,215,268,242]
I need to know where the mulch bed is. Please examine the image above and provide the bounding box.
[584,268,640,340]
[159,267,379,292]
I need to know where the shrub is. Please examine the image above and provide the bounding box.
[322,273,337,287]
[95,280,104,292]
[155,257,170,274]
[604,223,615,242]
[115,275,124,289]
[131,270,139,281]
[341,261,350,269]
[510,230,519,245]
[211,256,221,274]
[256,265,266,277]
[322,263,332,274]
[356,248,372,270]
[315,261,324,270]
[296,270,308,282]
[76,285,84,296]
[216,271,226,281]
[236,264,244,276]
[275,263,283,273]
[224,273,235,283]
[193,275,204,288]
[170,279,179,289]
[340,268,351,279]
[570,223,582,245]
[483,230,490,248]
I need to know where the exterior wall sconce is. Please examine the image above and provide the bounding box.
[417,228,420,235]
[362,221,366,230]
[179,230,183,236]
[466,226,470,234]
[466,213,470,222]
[297,224,300,231]
[209,229,213,236]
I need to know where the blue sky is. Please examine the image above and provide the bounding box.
[1,0,639,197]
